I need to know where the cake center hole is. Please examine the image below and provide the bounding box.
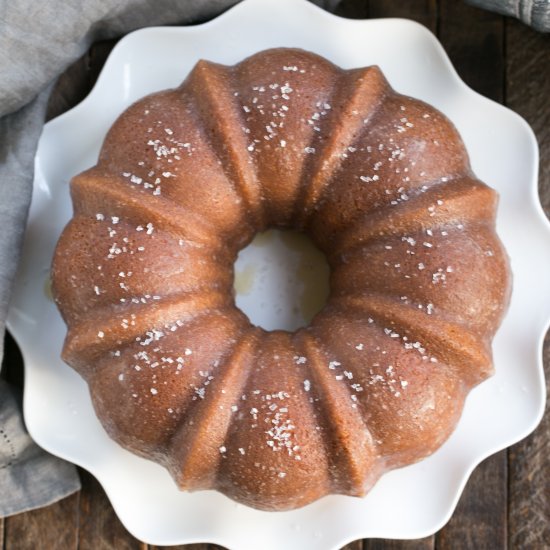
[233,229,330,331]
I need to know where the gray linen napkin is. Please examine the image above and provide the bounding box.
[0,0,339,518]
[0,380,80,517]
[467,0,550,31]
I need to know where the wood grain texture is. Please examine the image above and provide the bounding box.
[0,517,4,550]
[339,541,362,550]
[506,18,550,217]
[334,0,368,19]
[46,39,119,123]
[438,0,505,103]
[2,332,24,388]
[368,0,437,31]
[364,538,433,550]
[436,452,508,549]
[506,16,550,550]
[439,0,504,102]
[3,492,79,550]
[439,0,505,102]
[78,470,145,550]
[439,0,505,101]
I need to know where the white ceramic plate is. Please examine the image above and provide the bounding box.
[7,0,550,548]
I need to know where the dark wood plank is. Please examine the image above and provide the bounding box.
[0,517,4,550]
[438,0,505,102]
[45,51,92,122]
[1,332,24,388]
[508,332,550,549]
[508,330,550,550]
[334,0,368,19]
[506,18,550,217]
[364,539,433,550]
[506,15,550,550]
[341,541,363,550]
[435,3,508,549]
[46,39,118,123]
[436,452,508,549]
[78,470,144,550]
[368,0,437,32]
[3,492,79,550]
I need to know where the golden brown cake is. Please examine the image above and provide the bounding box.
[51,48,511,511]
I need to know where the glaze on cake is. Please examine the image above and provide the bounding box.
[51,48,511,511]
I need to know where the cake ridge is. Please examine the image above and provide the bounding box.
[335,294,493,386]
[209,330,343,510]
[62,292,230,371]
[233,47,339,227]
[184,60,265,229]
[170,329,262,491]
[87,308,251,464]
[294,65,390,228]
[71,170,221,249]
[333,176,497,254]
[298,332,379,495]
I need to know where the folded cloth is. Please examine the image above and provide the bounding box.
[467,0,550,31]
[0,380,80,517]
[0,0,339,519]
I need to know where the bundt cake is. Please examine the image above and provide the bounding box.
[51,48,511,511]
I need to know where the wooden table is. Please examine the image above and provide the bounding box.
[1,1,549,548]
